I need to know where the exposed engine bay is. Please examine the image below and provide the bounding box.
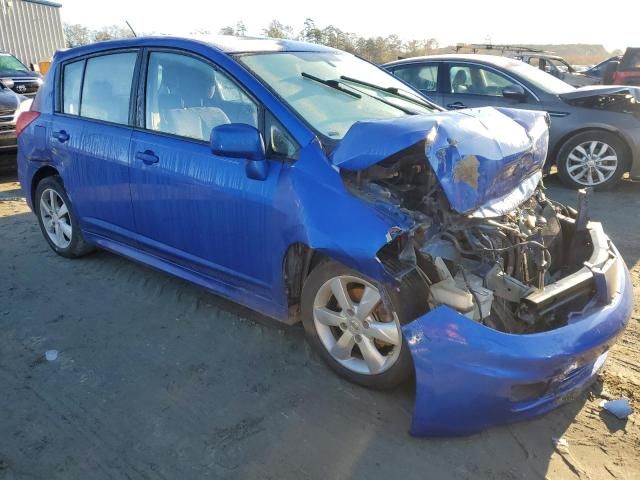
[559,86,640,116]
[342,143,599,334]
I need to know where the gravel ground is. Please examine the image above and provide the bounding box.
[1,155,638,480]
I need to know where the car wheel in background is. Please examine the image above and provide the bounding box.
[35,176,93,258]
[301,260,428,389]
[557,130,627,190]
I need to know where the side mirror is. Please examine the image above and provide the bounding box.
[210,123,268,180]
[502,84,527,101]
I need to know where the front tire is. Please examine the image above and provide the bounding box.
[556,131,626,190]
[35,176,93,258]
[301,260,428,389]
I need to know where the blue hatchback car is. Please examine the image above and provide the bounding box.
[16,36,632,436]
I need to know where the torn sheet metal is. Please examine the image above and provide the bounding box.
[402,252,631,436]
[331,107,549,214]
[559,86,640,115]
[559,85,640,102]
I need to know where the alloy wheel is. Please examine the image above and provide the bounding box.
[566,141,618,186]
[40,188,72,249]
[312,275,402,375]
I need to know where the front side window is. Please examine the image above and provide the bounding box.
[392,64,438,92]
[80,52,137,124]
[449,64,518,96]
[238,51,435,140]
[62,60,84,115]
[145,52,258,142]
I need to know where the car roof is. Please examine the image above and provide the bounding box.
[54,35,336,63]
[383,54,526,68]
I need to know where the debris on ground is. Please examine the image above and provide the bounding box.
[552,437,569,448]
[45,350,58,362]
[600,399,633,419]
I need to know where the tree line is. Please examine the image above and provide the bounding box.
[63,18,439,64]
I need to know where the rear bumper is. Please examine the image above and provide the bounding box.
[402,244,632,436]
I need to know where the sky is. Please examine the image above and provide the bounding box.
[59,0,638,52]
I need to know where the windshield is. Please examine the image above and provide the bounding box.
[0,53,28,72]
[238,51,436,140]
[504,60,575,94]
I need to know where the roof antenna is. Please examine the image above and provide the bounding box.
[125,20,137,37]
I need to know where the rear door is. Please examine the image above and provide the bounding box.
[387,62,442,105]
[128,50,285,296]
[441,62,536,110]
[52,50,139,243]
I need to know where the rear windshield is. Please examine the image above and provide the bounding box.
[0,53,28,72]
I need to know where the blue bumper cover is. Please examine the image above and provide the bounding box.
[402,254,632,437]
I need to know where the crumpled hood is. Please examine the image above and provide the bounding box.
[331,107,549,215]
[559,85,640,101]
[558,86,640,116]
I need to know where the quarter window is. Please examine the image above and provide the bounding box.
[62,60,84,115]
[449,64,519,97]
[392,64,438,92]
[80,52,137,124]
[145,52,258,142]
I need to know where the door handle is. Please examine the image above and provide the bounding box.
[446,102,467,110]
[52,130,70,143]
[136,150,159,165]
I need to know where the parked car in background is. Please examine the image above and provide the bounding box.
[581,56,622,84]
[384,54,640,189]
[514,53,600,87]
[0,52,43,97]
[612,47,640,86]
[16,37,632,436]
[0,81,31,164]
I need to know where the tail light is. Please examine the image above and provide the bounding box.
[16,110,40,137]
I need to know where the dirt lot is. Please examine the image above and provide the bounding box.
[1,154,638,480]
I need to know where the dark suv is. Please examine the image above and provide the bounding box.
[613,48,640,86]
[1,82,31,157]
[0,52,43,97]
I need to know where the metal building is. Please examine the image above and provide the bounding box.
[0,0,64,67]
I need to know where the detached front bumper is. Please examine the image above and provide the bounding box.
[402,241,632,437]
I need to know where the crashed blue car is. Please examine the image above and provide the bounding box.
[16,36,632,436]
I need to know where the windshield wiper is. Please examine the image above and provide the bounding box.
[301,72,361,98]
[301,72,415,114]
[339,75,434,109]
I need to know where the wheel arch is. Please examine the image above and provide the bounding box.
[31,165,61,207]
[551,126,633,172]
[282,242,329,320]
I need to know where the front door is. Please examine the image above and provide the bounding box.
[129,50,281,296]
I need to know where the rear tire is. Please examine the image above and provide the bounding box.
[556,131,626,190]
[35,176,93,258]
[301,260,428,389]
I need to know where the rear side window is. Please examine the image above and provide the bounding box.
[62,60,84,115]
[392,64,438,92]
[80,53,137,124]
